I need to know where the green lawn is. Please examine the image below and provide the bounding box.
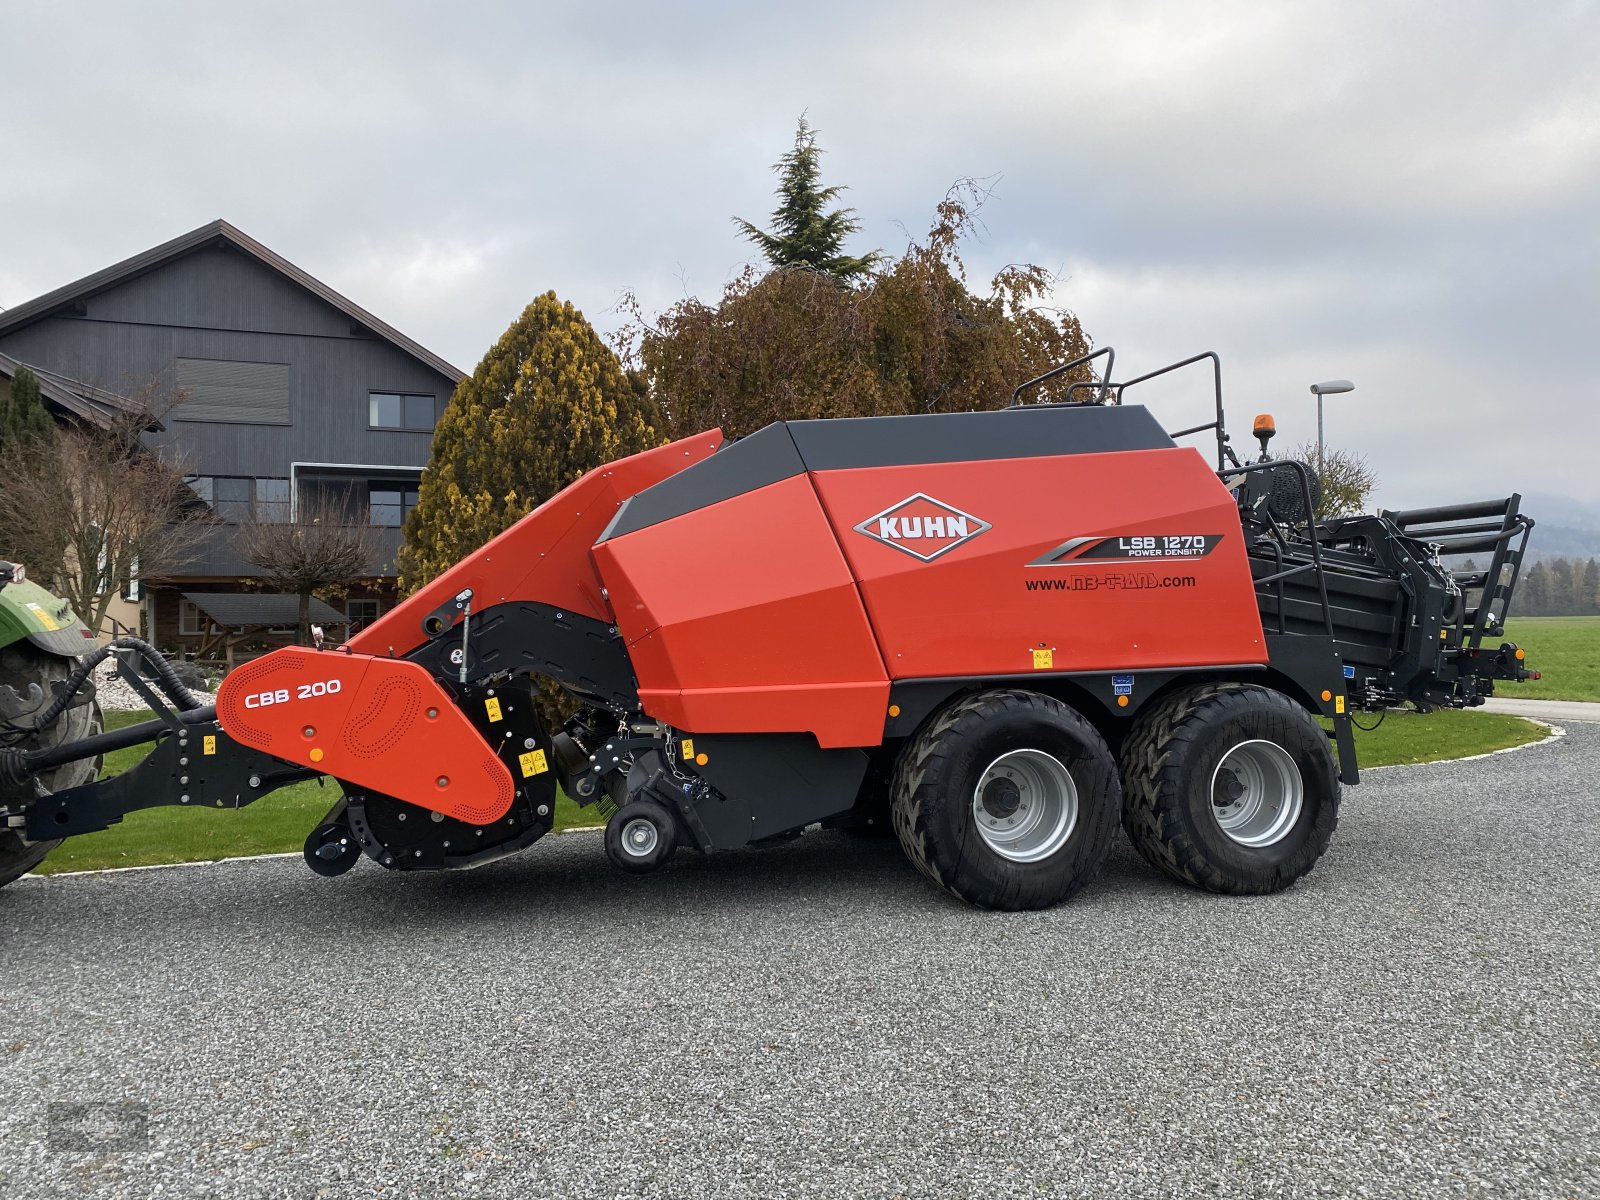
[1495,616,1599,703]
[34,711,600,875]
[35,700,1550,874]
[1333,708,1546,768]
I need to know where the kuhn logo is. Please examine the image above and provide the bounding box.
[854,494,992,562]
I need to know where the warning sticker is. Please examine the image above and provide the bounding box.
[1111,674,1134,697]
[25,603,58,631]
[1032,648,1054,670]
[681,739,695,759]
[203,735,217,756]
[485,696,503,722]
[518,749,549,777]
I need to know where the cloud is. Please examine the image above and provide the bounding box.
[1,0,1594,503]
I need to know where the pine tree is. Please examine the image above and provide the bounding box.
[1581,558,1600,615]
[734,116,882,280]
[0,365,55,449]
[1548,557,1576,616]
[398,292,660,589]
[1520,560,1550,616]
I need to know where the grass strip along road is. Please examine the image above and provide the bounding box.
[34,701,1545,874]
[1497,615,1599,703]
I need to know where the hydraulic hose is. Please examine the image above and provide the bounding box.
[23,636,204,734]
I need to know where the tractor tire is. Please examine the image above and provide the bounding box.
[0,643,104,888]
[890,689,1120,910]
[1119,683,1338,895]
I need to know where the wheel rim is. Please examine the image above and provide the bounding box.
[971,749,1078,863]
[1210,739,1303,847]
[621,817,659,858]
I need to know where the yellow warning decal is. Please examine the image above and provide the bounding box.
[1032,648,1053,670]
[681,738,695,759]
[203,735,217,756]
[25,603,58,632]
[1335,695,1346,714]
[518,749,549,777]
[485,696,503,722]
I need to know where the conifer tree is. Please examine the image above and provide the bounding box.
[1518,560,1549,615]
[1,365,55,449]
[399,292,660,588]
[734,116,882,280]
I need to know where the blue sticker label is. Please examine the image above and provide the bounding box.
[1342,665,1356,679]
[1111,674,1134,696]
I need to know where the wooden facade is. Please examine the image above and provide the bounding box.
[0,222,464,656]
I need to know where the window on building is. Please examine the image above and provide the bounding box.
[368,484,420,527]
[255,478,290,522]
[347,599,381,629]
[369,392,439,431]
[212,476,252,521]
[175,359,291,425]
[178,599,208,637]
[185,476,291,522]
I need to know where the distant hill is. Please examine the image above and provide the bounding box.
[1520,491,1600,562]
[1527,525,1600,560]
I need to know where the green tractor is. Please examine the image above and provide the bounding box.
[0,561,104,884]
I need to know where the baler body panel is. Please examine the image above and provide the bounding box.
[346,431,723,658]
[216,648,515,824]
[593,474,890,748]
[593,405,1263,745]
[812,447,1265,679]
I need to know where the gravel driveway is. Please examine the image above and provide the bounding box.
[2,725,1595,1199]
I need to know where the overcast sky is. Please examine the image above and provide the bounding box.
[3,0,1596,510]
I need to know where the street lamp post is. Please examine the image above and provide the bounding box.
[1309,379,1355,465]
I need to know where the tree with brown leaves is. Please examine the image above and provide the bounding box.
[620,180,1094,440]
[0,389,206,633]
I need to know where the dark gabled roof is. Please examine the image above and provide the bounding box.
[0,351,159,430]
[0,220,465,383]
[181,591,346,629]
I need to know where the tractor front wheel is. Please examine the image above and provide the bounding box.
[1119,683,1339,895]
[0,643,104,887]
[890,689,1120,910]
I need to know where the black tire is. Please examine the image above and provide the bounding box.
[0,643,104,887]
[1119,683,1338,895]
[604,799,677,874]
[890,689,1120,910]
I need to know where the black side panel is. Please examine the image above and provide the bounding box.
[603,422,805,539]
[689,733,870,844]
[405,602,638,709]
[787,404,1175,471]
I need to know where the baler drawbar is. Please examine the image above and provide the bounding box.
[0,350,1538,908]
